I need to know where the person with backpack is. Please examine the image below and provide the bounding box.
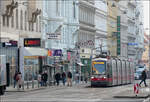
[67,71,72,87]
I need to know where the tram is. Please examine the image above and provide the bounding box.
[91,57,134,87]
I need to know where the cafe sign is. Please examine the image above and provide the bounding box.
[24,38,41,47]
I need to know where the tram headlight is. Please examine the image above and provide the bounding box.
[103,76,107,79]
[91,76,94,79]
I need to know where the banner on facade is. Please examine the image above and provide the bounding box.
[46,33,61,39]
[67,52,71,61]
[53,49,62,56]
[48,50,53,56]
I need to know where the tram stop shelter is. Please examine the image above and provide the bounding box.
[42,64,55,86]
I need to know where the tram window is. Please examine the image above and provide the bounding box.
[93,62,106,74]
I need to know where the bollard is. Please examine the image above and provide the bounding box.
[134,83,139,96]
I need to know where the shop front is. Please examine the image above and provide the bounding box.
[0,40,18,85]
[21,38,47,88]
[23,47,47,88]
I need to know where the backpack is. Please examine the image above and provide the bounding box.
[16,75,19,81]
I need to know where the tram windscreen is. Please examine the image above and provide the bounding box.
[92,61,106,74]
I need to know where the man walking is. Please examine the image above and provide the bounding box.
[139,69,147,87]
[67,71,72,87]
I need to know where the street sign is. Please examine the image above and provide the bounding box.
[128,43,138,46]
[46,33,61,39]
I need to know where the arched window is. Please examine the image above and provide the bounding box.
[20,10,23,30]
[16,9,18,29]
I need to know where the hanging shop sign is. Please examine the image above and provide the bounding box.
[24,38,41,47]
[46,33,61,39]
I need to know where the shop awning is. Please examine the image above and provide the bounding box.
[23,47,47,56]
[77,62,84,66]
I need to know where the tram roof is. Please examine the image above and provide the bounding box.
[92,57,107,61]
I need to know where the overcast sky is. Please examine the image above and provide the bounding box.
[143,1,150,34]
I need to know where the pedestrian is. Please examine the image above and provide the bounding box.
[17,72,22,89]
[84,71,89,83]
[38,73,42,86]
[41,72,44,86]
[55,72,61,86]
[139,69,147,87]
[67,71,72,87]
[61,72,66,86]
[75,71,79,84]
[13,71,18,88]
[43,71,48,86]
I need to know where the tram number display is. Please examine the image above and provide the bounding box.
[93,62,104,64]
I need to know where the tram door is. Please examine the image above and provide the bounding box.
[112,59,117,86]
[126,61,130,84]
[122,61,126,84]
[117,60,121,85]
[130,62,134,83]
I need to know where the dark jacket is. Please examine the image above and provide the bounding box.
[42,73,48,81]
[67,72,72,78]
[141,70,147,79]
[55,73,61,80]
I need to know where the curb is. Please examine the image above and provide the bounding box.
[6,87,46,92]
[114,94,150,99]
[143,97,150,102]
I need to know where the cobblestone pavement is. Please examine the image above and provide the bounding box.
[0,81,149,102]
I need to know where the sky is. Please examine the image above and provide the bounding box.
[143,1,150,35]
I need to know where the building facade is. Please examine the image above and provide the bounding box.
[0,0,43,85]
[94,0,108,55]
[107,0,118,57]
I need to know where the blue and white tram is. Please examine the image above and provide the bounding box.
[91,57,134,87]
